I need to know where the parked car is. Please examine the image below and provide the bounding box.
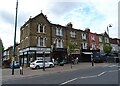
[10,61,20,68]
[30,60,54,69]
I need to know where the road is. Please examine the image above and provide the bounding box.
[2,63,120,86]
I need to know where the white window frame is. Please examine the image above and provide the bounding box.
[91,35,95,41]
[56,39,63,48]
[70,31,76,38]
[37,37,46,47]
[82,42,87,49]
[56,27,63,36]
[91,43,96,49]
[99,36,102,42]
[38,24,45,33]
[82,33,86,40]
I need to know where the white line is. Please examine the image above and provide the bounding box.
[108,65,117,67]
[98,71,106,76]
[103,65,109,67]
[60,78,78,85]
[80,75,97,79]
[108,70,118,72]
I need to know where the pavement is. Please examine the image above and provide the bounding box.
[2,62,114,81]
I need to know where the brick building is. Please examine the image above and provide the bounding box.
[110,38,120,52]
[19,12,90,66]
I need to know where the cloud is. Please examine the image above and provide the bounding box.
[49,2,81,16]
[0,10,14,26]
[0,0,119,49]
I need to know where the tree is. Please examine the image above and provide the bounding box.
[67,40,77,55]
[103,44,112,54]
[67,40,77,68]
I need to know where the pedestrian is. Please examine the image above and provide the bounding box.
[76,57,79,64]
[52,58,55,63]
[20,65,23,75]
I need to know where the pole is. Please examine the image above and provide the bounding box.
[91,54,94,66]
[70,52,72,68]
[43,51,45,71]
[107,26,109,37]
[12,0,18,75]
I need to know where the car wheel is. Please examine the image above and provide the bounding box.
[49,64,53,68]
[35,65,40,69]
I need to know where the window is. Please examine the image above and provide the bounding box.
[91,35,95,41]
[82,42,87,49]
[38,24,45,33]
[37,37,46,47]
[105,37,109,43]
[99,36,102,42]
[91,43,96,49]
[82,33,86,40]
[40,38,43,46]
[56,39,63,48]
[56,27,63,36]
[70,31,76,38]
[40,25,43,32]
[36,61,43,63]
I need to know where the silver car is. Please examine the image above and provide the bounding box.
[30,60,54,69]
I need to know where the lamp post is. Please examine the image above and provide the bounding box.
[107,24,112,37]
[12,0,18,75]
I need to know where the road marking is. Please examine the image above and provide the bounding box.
[98,71,106,76]
[60,69,118,85]
[108,65,117,67]
[80,75,97,79]
[60,78,78,85]
[103,65,109,67]
[108,70,118,72]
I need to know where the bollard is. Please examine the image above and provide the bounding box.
[20,66,23,75]
[91,57,94,66]
[92,60,94,66]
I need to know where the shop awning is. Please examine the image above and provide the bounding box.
[82,52,93,54]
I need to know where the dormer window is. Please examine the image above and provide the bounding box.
[70,31,76,38]
[37,24,45,33]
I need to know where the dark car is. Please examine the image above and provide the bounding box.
[10,61,20,68]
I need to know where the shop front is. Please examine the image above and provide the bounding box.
[19,47,51,67]
[51,48,67,64]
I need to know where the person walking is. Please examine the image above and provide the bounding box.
[76,57,79,64]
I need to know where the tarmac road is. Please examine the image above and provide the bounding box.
[2,63,120,86]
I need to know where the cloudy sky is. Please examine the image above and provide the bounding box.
[0,0,119,49]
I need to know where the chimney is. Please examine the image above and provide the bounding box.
[85,28,90,33]
[66,22,73,28]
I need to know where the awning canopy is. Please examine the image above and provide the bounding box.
[82,52,93,54]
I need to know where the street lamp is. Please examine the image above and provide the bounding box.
[12,0,18,75]
[107,24,112,37]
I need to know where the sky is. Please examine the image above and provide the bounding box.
[0,0,119,49]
